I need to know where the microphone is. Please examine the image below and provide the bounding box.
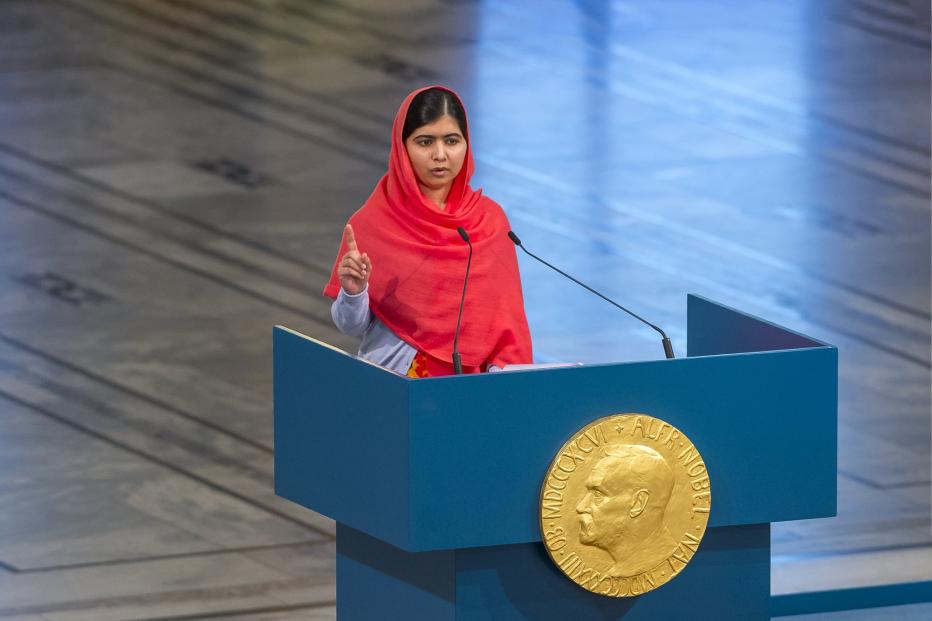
[507,231,675,359]
[452,226,473,374]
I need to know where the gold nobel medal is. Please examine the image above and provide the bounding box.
[540,414,711,597]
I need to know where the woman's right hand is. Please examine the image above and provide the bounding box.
[338,224,372,295]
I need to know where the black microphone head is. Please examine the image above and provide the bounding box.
[507,231,522,246]
[457,226,470,242]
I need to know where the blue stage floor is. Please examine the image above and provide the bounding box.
[778,601,932,620]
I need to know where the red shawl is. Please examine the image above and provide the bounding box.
[323,85,532,370]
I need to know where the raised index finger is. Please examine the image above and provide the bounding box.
[344,224,358,253]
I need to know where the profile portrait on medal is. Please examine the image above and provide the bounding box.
[575,443,678,577]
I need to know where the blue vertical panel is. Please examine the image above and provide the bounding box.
[337,524,455,621]
[273,327,412,547]
[687,294,829,356]
[455,524,770,620]
[407,345,836,550]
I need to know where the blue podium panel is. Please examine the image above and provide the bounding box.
[406,344,835,550]
[273,327,412,546]
[686,294,830,355]
[337,523,770,621]
[274,296,836,553]
[337,524,455,620]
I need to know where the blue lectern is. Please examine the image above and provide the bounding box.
[274,295,837,620]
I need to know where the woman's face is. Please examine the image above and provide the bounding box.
[404,114,467,193]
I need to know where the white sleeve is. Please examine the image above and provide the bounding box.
[330,285,372,337]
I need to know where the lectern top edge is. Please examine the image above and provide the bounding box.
[686,293,833,349]
[274,324,349,351]
[274,323,832,388]
[273,324,404,379]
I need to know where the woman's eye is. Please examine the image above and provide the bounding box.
[594,491,603,502]
[445,138,459,145]
[417,139,432,146]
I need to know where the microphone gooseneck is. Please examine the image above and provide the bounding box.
[508,230,675,359]
[453,226,473,374]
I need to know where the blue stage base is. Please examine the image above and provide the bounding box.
[337,522,770,620]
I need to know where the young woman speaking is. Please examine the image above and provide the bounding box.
[324,86,532,377]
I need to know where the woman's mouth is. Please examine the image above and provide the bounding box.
[430,167,449,176]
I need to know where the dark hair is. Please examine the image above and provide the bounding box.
[402,88,468,142]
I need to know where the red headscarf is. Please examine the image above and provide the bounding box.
[323,85,532,370]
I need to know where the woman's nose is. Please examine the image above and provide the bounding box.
[432,144,447,161]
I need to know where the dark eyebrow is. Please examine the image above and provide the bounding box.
[413,133,463,140]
